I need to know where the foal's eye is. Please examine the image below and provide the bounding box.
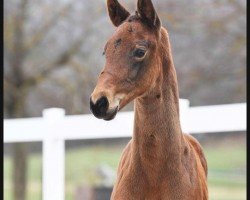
[133,48,147,59]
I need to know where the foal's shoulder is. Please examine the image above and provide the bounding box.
[184,134,208,177]
[117,140,132,172]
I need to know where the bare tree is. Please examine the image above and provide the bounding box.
[4,0,106,199]
[4,0,246,199]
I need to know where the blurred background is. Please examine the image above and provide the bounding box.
[4,0,246,200]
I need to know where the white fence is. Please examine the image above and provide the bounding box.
[4,99,246,200]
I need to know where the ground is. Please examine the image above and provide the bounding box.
[4,132,246,200]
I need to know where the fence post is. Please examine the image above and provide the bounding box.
[42,108,65,200]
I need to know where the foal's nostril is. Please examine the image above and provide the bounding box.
[90,98,95,112]
[96,96,109,113]
[90,96,109,118]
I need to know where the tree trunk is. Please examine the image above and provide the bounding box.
[13,143,27,200]
[9,94,28,200]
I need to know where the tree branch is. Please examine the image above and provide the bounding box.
[24,33,90,87]
[24,3,73,51]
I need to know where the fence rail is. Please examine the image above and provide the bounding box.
[4,99,246,200]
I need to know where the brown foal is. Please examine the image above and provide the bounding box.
[90,0,208,199]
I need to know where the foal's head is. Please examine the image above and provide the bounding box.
[90,0,164,120]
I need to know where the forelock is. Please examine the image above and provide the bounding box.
[127,12,141,23]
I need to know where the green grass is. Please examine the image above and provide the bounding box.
[204,144,246,200]
[4,142,246,200]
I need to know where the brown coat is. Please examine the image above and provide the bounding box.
[90,0,208,199]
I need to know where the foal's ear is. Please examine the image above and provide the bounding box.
[137,0,161,30]
[107,0,130,27]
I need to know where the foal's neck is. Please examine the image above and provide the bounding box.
[132,29,184,164]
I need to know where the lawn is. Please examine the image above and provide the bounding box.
[4,137,246,200]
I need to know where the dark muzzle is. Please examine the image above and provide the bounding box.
[90,96,109,119]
